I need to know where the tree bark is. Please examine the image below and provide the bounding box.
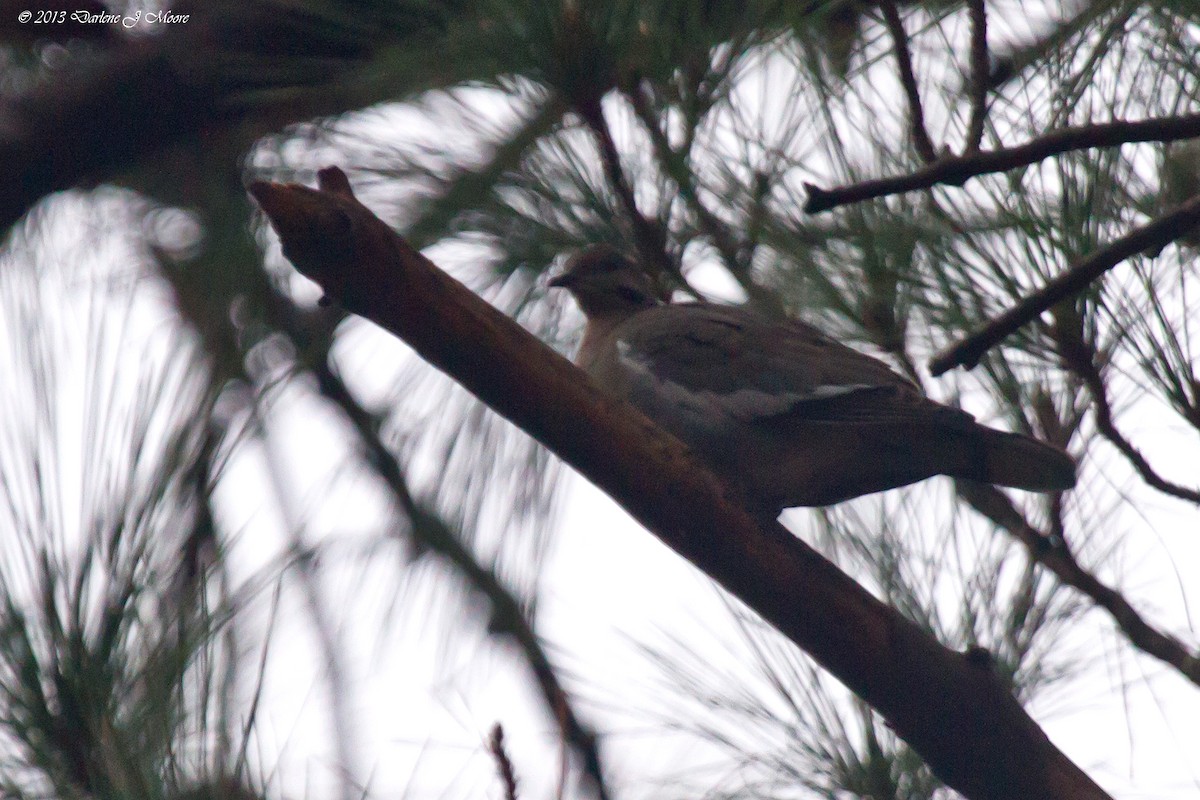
[249,167,1112,800]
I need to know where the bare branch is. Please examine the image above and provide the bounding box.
[805,113,1200,213]
[488,724,520,800]
[308,341,611,800]
[965,0,989,152]
[958,483,1200,685]
[250,168,1113,800]
[1052,312,1200,505]
[879,0,939,163]
[623,83,785,316]
[929,193,1200,376]
[572,93,683,290]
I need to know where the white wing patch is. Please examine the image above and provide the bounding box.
[616,339,879,421]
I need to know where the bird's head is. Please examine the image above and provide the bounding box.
[549,245,665,318]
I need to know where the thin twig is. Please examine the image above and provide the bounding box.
[929,193,1200,376]
[624,83,740,268]
[879,0,938,163]
[623,82,785,315]
[957,482,1200,685]
[573,94,682,289]
[805,112,1200,213]
[965,0,989,152]
[488,724,519,800]
[1053,314,1200,505]
[861,279,1199,687]
[310,360,612,800]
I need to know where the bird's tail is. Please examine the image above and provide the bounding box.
[960,427,1076,492]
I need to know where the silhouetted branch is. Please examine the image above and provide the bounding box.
[299,318,612,800]
[624,82,784,315]
[929,193,1200,376]
[488,724,520,800]
[805,112,1200,213]
[879,0,938,163]
[957,483,1200,685]
[1051,312,1200,505]
[0,41,222,233]
[965,0,989,152]
[250,167,1112,800]
[572,93,683,291]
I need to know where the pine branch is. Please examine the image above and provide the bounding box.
[623,82,784,315]
[250,167,1113,800]
[805,113,1200,214]
[879,0,938,163]
[929,193,1200,376]
[957,483,1200,685]
[861,302,1197,688]
[1052,312,1200,505]
[965,0,989,153]
[255,287,611,800]
[572,93,681,289]
[311,360,611,800]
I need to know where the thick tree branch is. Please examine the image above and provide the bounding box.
[249,167,1112,800]
[0,2,464,235]
[929,193,1200,376]
[880,0,938,163]
[805,112,1200,214]
[0,40,223,233]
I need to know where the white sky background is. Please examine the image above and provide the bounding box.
[2,5,1200,799]
[207,367,1200,800]
[201,266,1200,800]
[239,14,1200,794]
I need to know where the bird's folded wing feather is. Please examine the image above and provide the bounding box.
[616,303,971,426]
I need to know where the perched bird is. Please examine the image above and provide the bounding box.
[550,246,1076,512]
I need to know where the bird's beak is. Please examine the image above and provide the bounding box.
[547,272,575,289]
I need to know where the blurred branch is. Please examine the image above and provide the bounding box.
[623,83,738,266]
[965,0,989,152]
[929,193,1200,376]
[0,2,470,234]
[804,113,1200,213]
[255,410,360,800]
[982,1,1111,91]
[957,483,1200,685]
[249,167,1112,800]
[623,82,783,314]
[571,92,685,292]
[876,309,1197,687]
[879,0,938,163]
[1052,312,1200,505]
[488,724,520,800]
[302,337,610,800]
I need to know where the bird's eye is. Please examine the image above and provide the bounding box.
[617,285,653,307]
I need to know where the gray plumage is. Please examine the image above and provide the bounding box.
[551,246,1076,511]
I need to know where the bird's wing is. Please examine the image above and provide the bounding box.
[615,303,969,425]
